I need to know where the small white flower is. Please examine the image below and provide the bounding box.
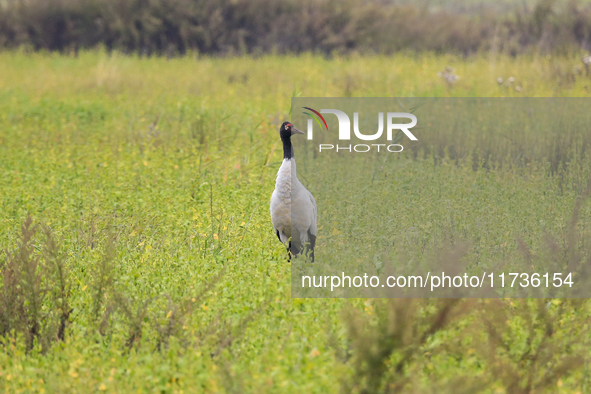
[444,73,459,84]
[582,55,591,66]
[497,77,503,84]
[439,67,459,85]
[507,76,515,84]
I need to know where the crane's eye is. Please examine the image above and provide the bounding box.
[286,123,291,130]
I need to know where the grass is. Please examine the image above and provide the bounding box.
[290,97,591,298]
[0,50,590,393]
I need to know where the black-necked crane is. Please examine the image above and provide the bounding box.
[270,121,317,262]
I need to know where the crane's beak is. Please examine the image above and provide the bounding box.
[291,126,305,135]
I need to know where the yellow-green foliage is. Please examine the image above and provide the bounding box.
[0,51,591,393]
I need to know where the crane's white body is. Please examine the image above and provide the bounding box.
[270,158,317,255]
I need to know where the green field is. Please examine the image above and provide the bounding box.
[1,51,591,393]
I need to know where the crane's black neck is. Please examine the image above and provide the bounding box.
[282,135,294,160]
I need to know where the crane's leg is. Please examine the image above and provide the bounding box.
[277,230,291,261]
[306,230,316,263]
[289,239,301,259]
[287,241,291,261]
[290,229,317,262]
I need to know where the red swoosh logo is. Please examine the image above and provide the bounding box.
[303,107,328,131]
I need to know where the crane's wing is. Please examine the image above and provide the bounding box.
[270,190,291,244]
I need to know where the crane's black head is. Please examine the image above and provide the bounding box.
[279,121,304,141]
[279,121,304,159]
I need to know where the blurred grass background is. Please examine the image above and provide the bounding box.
[1,0,591,391]
[0,50,591,392]
[291,98,591,298]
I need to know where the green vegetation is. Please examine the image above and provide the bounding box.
[292,97,591,298]
[0,51,591,392]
